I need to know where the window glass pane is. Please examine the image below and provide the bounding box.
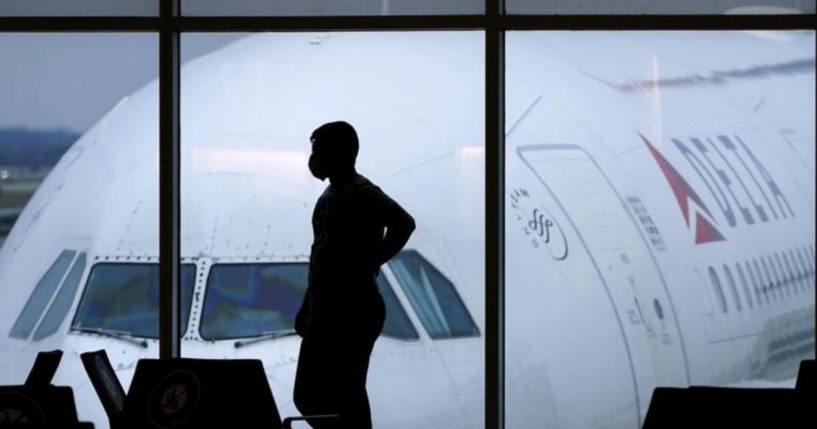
[389,250,479,339]
[180,31,484,426]
[182,0,483,16]
[0,33,158,429]
[506,0,815,14]
[72,264,196,339]
[8,250,75,339]
[0,0,157,16]
[506,31,815,428]
[201,264,305,340]
[377,272,419,341]
[199,263,419,341]
[33,252,87,341]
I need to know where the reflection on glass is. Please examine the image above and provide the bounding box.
[506,31,814,428]
[506,0,815,14]
[72,264,196,339]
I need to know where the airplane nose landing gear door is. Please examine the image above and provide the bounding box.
[517,144,690,421]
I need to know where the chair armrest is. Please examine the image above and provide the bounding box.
[282,414,341,429]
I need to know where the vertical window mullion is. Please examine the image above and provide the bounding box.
[159,0,181,360]
[486,1,505,429]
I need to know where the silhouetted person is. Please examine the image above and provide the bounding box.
[293,121,415,429]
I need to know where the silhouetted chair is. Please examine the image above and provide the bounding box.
[24,349,63,387]
[80,350,126,429]
[126,358,339,429]
[0,349,93,427]
[80,353,337,429]
[795,359,814,392]
[644,384,807,428]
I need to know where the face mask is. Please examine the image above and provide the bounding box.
[308,154,328,181]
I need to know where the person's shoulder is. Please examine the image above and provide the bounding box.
[353,174,380,192]
[352,174,388,200]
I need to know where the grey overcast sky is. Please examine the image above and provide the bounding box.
[1,0,813,133]
[0,33,245,133]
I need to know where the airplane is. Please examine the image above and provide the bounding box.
[0,30,813,429]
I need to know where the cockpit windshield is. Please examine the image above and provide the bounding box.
[201,263,305,340]
[71,263,196,339]
[200,263,419,341]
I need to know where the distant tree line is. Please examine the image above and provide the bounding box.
[0,127,79,169]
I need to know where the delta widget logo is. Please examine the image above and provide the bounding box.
[640,133,794,245]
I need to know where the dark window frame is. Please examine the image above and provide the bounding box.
[2,2,813,428]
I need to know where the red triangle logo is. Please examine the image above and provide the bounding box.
[641,133,726,244]
[694,212,726,244]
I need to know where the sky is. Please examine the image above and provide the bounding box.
[1,0,814,133]
[0,33,245,133]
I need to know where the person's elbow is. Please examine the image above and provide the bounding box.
[392,214,415,243]
[404,214,416,234]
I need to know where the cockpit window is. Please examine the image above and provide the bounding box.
[377,274,419,341]
[201,264,305,340]
[71,263,196,339]
[388,250,479,339]
[33,252,87,341]
[200,263,419,341]
[10,250,76,340]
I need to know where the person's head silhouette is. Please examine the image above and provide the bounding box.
[308,121,359,181]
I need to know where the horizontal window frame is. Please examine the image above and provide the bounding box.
[1,14,814,31]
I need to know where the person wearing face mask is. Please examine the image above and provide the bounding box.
[293,121,415,429]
